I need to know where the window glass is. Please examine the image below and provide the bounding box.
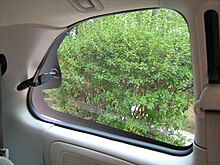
[43,9,194,146]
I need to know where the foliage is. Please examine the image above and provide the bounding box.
[44,9,193,146]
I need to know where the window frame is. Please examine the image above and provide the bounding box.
[27,8,193,156]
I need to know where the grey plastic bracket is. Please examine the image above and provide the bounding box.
[0,148,9,158]
[196,84,220,111]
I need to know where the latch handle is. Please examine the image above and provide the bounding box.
[17,68,60,91]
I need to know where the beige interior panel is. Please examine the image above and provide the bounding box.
[206,112,220,165]
[50,142,133,165]
[43,125,206,165]
[1,0,219,164]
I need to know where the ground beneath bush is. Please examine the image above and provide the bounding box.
[184,104,195,134]
[181,105,195,145]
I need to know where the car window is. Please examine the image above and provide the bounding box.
[37,8,194,148]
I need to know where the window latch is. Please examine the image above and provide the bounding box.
[17,68,60,91]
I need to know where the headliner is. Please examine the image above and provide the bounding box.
[0,0,203,27]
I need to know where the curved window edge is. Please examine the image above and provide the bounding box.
[27,87,193,156]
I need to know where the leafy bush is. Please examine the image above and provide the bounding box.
[44,9,193,146]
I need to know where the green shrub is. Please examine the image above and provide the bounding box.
[44,9,193,146]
